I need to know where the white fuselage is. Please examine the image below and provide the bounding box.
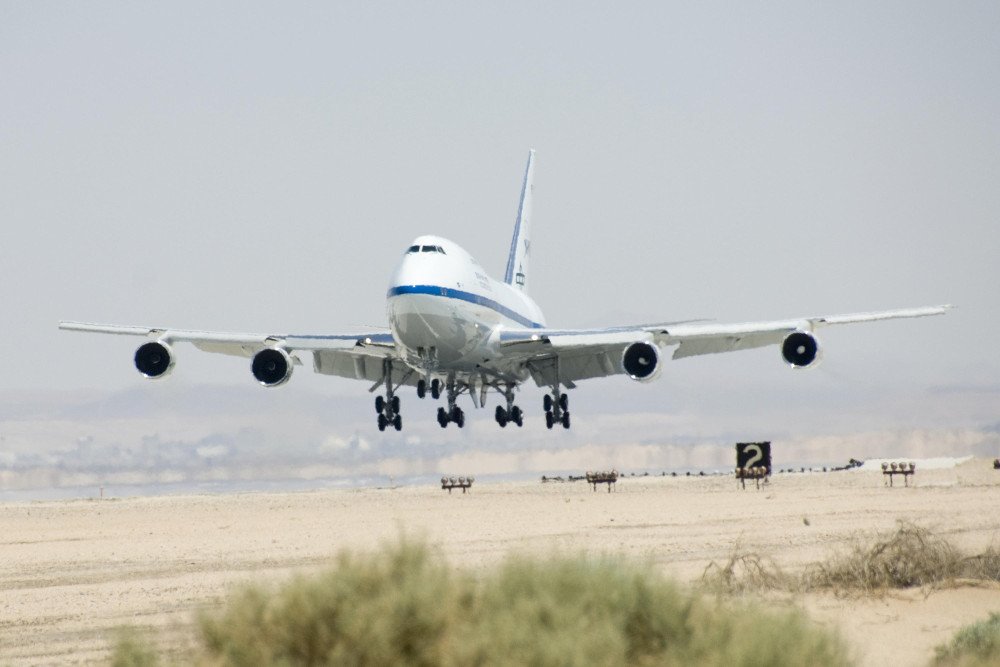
[386,235,545,379]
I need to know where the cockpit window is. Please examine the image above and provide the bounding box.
[407,245,420,253]
[419,245,446,254]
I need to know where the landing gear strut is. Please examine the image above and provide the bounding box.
[494,383,523,428]
[375,359,403,432]
[437,378,465,428]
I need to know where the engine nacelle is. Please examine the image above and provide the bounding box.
[134,340,175,379]
[781,330,822,368]
[622,341,662,382]
[252,347,294,387]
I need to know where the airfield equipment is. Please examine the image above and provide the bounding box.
[585,470,618,492]
[441,476,474,494]
[881,461,916,487]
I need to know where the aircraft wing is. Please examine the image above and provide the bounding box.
[499,305,951,386]
[57,321,413,386]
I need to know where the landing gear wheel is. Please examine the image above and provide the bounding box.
[495,405,507,427]
[561,412,570,429]
[431,379,441,400]
[377,413,387,431]
[511,405,523,427]
[453,407,465,428]
[543,394,552,412]
[391,395,400,413]
[375,395,385,414]
[545,411,554,429]
[417,379,426,399]
[559,393,569,413]
[437,407,449,428]
[393,415,402,431]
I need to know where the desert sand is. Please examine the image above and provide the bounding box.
[2,458,999,666]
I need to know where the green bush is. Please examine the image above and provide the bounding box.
[189,539,849,666]
[933,612,1000,666]
[110,627,159,667]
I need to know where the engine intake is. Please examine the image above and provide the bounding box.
[622,341,661,382]
[252,347,294,387]
[134,341,175,379]
[781,331,821,368]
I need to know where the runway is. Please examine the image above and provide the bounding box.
[2,458,998,665]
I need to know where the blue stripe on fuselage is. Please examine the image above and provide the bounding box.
[387,285,543,329]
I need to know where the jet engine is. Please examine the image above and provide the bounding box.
[134,340,175,379]
[622,341,662,382]
[252,347,294,387]
[781,330,822,368]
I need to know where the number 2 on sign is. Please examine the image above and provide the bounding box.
[745,443,763,468]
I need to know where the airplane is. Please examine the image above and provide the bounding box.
[60,150,950,432]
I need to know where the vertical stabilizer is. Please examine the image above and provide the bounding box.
[504,149,535,292]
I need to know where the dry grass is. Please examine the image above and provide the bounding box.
[803,522,964,594]
[700,547,791,595]
[701,522,1000,597]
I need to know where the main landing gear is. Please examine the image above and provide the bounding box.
[544,388,570,430]
[375,359,403,432]
[494,383,523,428]
[436,378,465,428]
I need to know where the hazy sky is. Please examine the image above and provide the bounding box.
[1,2,997,469]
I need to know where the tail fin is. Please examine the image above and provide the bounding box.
[504,149,535,292]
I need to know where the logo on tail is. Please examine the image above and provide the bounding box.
[505,150,535,292]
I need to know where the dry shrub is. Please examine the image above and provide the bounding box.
[803,521,965,594]
[933,612,1000,666]
[703,523,1000,598]
[700,548,790,595]
[960,544,1000,583]
[114,538,850,666]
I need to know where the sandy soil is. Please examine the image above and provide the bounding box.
[2,459,999,666]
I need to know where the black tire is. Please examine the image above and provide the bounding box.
[431,379,441,400]
[391,395,400,413]
[393,415,402,431]
[455,408,465,428]
[543,394,552,412]
[559,393,569,412]
[417,380,426,399]
[561,412,570,429]
[437,407,449,428]
[545,411,554,429]
[375,395,385,414]
[495,405,506,422]
[511,406,522,423]
[377,413,387,431]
